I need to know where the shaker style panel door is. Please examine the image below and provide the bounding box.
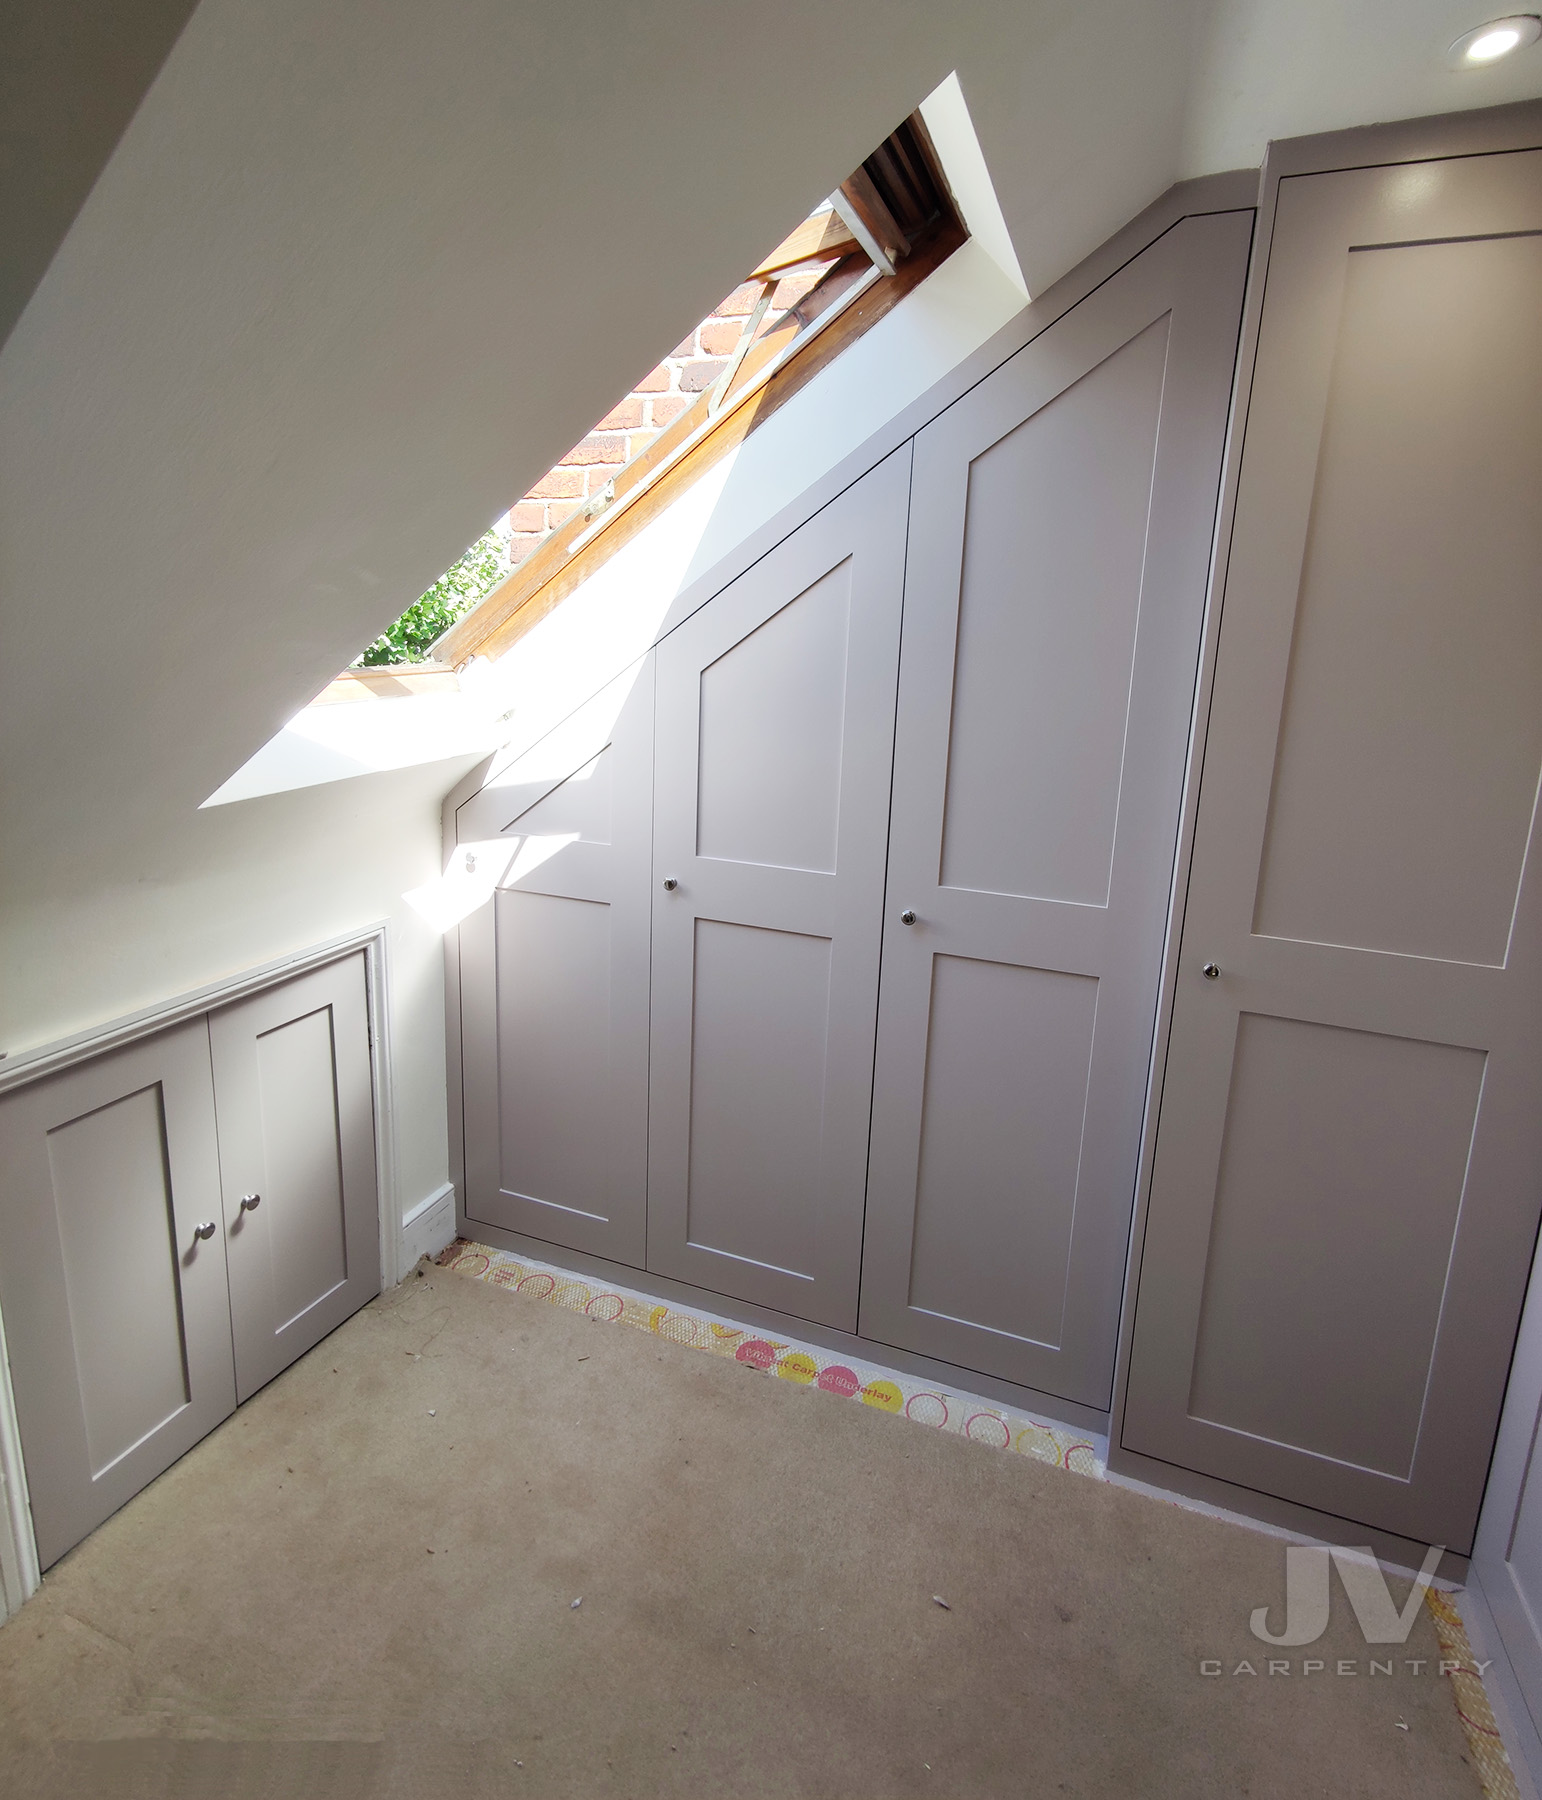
[647,449,910,1327]
[209,953,380,1402]
[1123,153,1542,1551]
[859,213,1252,1405]
[459,656,654,1267]
[0,1024,236,1568]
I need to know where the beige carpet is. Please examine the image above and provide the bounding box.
[0,1267,1486,1798]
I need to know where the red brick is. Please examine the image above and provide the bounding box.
[507,503,546,533]
[508,534,545,565]
[527,467,585,500]
[584,464,627,494]
[546,497,583,528]
[678,357,728,393]
[648,394,691,428]
[772,270,821,311]
[633,363,671,392]
[561,432,630,467]
[699,319,745,356]
[595,397,644,430]
[670,332,698,359]
[715,283,764,316]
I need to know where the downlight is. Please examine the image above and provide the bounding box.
[1447,15,1542,66]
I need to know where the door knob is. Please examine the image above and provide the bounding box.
[239,1193,262,1211]
[662,877,679,892]
[1202,962,1220,980]
[192,1221,217,1242]
[900,909,917,926]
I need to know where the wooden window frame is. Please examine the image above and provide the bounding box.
[433,115,965,670]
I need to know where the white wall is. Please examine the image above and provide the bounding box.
[0,757,470,1224]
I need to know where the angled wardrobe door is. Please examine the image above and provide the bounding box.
[210,952,380,1402]
[0,1024,236,1569]
[647,448,910,1327]
[859,213,1252,1405]
[459,657,654,1267]
[1122,152,1542,1551]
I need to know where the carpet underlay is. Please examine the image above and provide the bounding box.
[0,1261,1506,1798]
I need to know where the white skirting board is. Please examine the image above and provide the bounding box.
[400,1183,457,1272]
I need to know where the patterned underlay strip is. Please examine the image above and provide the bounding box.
[436,1238,1104,1476]
[437,1237,1514,1793]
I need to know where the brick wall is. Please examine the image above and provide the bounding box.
[503,266,825,567]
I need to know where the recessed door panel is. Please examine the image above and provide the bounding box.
[908,958,1098,1348]
[459,656,654,1268]
[495,890,614,1224]
[861,213,1253,1403]
[1188,1014,1484,1478]
[253,1007,349,1330]
[648,451,910,1325]
[0,1022,236,1569]
[210,952,379,1403]
[696,564,851,875]
[49,1085,192,1478]
[1252,233,1542,965]
[504,747,613,846]
[941,320,1168,907]
[685,920,833,1277]
[1123,150,1542,1553]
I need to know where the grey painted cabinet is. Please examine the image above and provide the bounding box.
[459,656,655,1266]
[858,213,1252,1405]
[646,449,910,1327]
[0,952,379,1568]
[210,954,380,1403]
[1121,150,1542,1552]
[453,212,1256,1398]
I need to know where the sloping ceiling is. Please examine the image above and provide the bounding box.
[2,0,1539,937]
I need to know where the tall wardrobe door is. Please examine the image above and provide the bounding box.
[0,1023,236,1568]
[859,212,1253,1405]
[1122,152,1542,1551]
[209,952,380,1402]
[647,448,910,1327]
[459,656,654,1267]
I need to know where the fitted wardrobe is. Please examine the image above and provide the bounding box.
[453,204,1254,1417]
[453,108,1542,1571]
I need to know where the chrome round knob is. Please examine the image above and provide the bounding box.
[192,1221,217,1242]
[1202,962,1220,980]
[662,877,679,892]
[900,909,917,926]
[240,1193,262,1211]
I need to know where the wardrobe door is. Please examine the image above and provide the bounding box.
[210,953,380,1402]
[1122,153,1542,1551]
[0,1024,236,1568]
[459,657,654,1267]
[647,448,909,1327]
[859,213,1252,1405]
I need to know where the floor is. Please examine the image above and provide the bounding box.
[0,1267,1489,1799]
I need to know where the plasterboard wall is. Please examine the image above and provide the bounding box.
[0,758,466,1231]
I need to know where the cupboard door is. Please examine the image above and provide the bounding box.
[210,953,380,1402]
[1122,153,1542,1550]
[859,213,1252,1405]
[0,1024,236,1568]
[646,450,910,1327]
[459,657,654,1267]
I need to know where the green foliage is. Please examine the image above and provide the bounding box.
[354,528,510,666]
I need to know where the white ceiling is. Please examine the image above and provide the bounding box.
[2,0,1539,915]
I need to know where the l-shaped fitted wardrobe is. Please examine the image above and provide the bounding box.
[448,109,1542,1576]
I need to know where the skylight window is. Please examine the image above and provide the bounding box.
[351,112,964,673]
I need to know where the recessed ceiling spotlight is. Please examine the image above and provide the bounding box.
[1448,14,1542,67]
